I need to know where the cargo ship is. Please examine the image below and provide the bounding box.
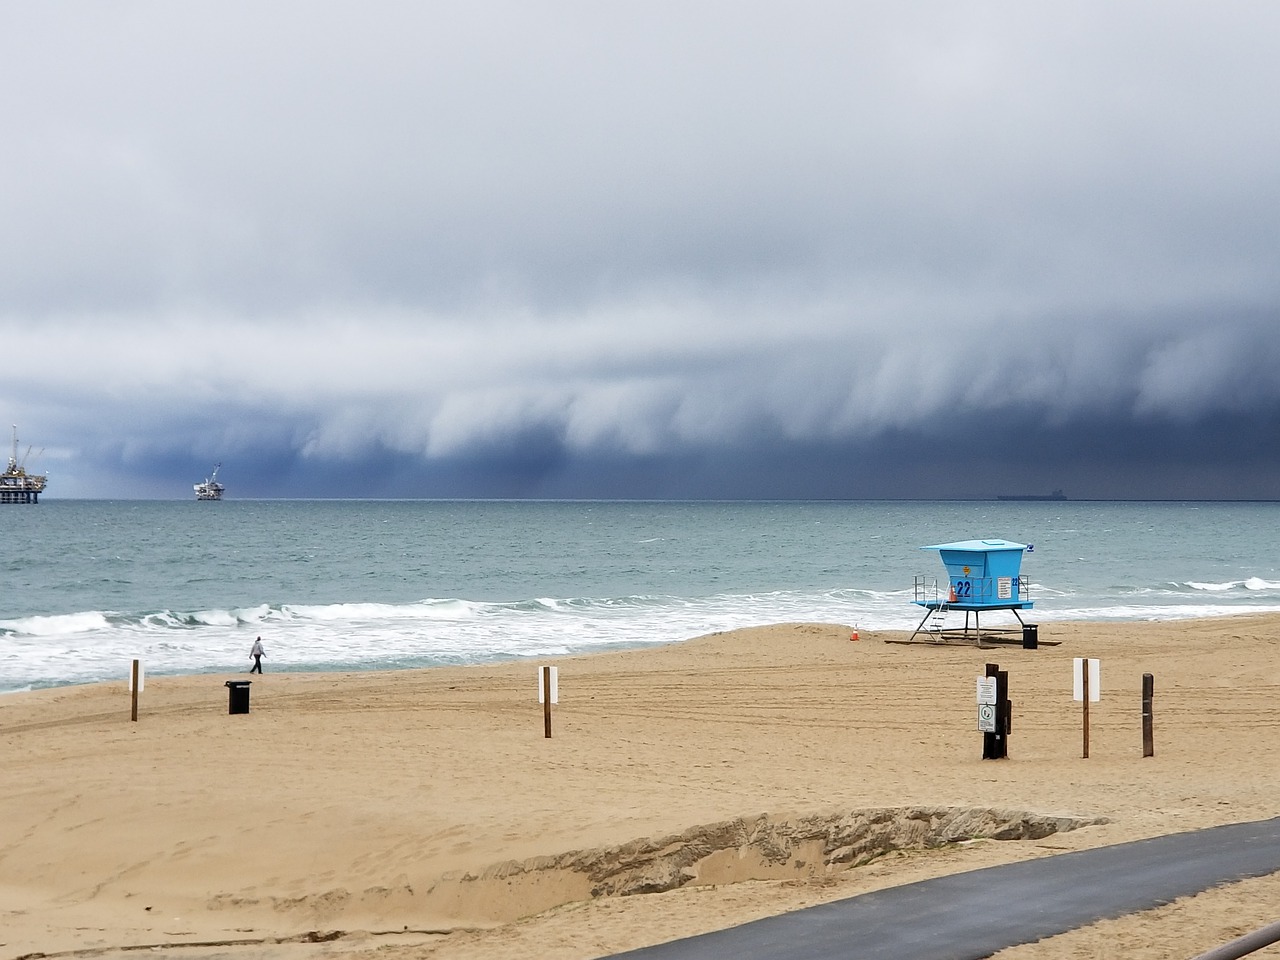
[997,489,1067,502]
[1,425,47,504]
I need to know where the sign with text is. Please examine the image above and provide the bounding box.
[1073,657,1100,702]
[978,703,997,732]
[976,676,998,704]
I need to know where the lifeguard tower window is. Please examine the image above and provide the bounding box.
[908,539,1038,646]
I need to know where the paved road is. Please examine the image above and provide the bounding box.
[606,817,1280,960]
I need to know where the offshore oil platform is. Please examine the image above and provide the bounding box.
[1,425,47,504]
[194,463,225,500]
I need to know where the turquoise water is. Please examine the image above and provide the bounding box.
[2,499,1279,693]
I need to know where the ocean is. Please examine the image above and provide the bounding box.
[3,499,1279,694]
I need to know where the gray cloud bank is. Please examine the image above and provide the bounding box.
[4,2,1279,499]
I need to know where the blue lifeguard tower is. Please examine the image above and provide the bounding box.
[909,539,1038,645]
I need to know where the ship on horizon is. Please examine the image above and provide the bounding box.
[997,489,1067,502]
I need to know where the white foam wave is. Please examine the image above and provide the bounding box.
[235,604,273,623]
[6,585,1280,695]
[141,611,186,629]
[2,611,111,636]
[192,609,241,627]
[1031,603,1280,622]
[282,599,481,622]
[1186,578,1280,593]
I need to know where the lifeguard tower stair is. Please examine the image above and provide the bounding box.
[898,539,1055,647]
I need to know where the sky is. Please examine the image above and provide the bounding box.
[3,2,1280,500]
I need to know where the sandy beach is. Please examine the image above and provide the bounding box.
[4,614,1280,960]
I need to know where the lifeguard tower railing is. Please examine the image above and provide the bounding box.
[911,573,1033,644]
[913,574,1031,608]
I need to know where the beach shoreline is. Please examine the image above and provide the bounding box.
[4,613,1280,959]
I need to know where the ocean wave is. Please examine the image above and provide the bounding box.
[1035,603,1280,622]
[191,608,242,627]
[6,585,1280,695]
[1,611,112,637]
[1186,578,1280,593]
[282,599,483,622]
[6,580,1280,642]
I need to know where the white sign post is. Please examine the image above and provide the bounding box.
[538,665,559,738]
[1073,657,1101,758]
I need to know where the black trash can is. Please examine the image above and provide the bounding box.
[1022,623,1039,649]
[225,680,252,714]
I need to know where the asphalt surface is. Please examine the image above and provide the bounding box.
[604,817,1280,960]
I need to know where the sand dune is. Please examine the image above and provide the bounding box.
[4,614,1280,959]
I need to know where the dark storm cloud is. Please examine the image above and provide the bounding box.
[2,2,1280,498]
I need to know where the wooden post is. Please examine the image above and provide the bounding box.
[130,658,140,722]
[542,665,552,739]
[1142,672,1154,758]
[1082,663,1090,759]
[996,668,1009,758]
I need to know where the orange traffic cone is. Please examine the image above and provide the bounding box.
[948,585,956,603]
[850,625,860,641]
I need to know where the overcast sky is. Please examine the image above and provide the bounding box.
[4,2,1279,500]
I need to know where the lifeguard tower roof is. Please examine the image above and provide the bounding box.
[921,539,1027,553]
[918,539,1032,611]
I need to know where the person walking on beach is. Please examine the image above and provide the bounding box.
[249,636,264,674]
